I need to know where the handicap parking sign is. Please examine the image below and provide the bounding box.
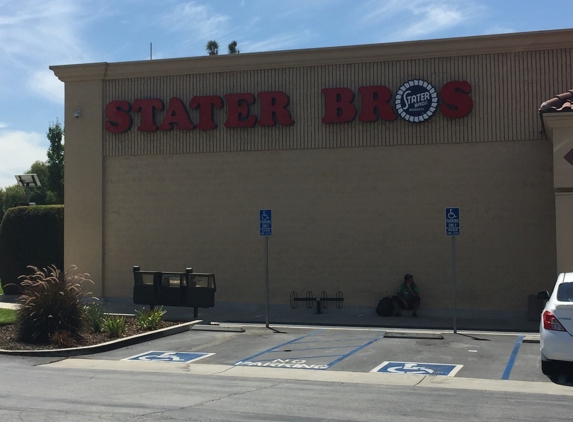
[260,209,272,236]
[123,351,214,363]
[445,207,460,236]
[371,361,463,376]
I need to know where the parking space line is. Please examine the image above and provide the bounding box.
[233,329,324,365]
[325,333,386,368]
[294,337,383,345]
[285,345,371,352]
[234,330,386,370]
[253,354,347,362]
[501,335,524,380]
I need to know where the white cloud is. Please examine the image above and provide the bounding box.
[160,1,230,40]
[0,0,98,105]
[243,30,317,53]
[28,70,65,105]
[0,130,47,189]
[402,5,465,38]
[274,0,341,20]
[0,0,90,65]
[358,0,484,41]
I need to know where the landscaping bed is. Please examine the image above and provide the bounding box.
[0,316,183,351]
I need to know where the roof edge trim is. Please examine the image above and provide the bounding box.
[51,28,573,82]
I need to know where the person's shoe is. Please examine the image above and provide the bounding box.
[394,312,401,317]
[412,311,418,318]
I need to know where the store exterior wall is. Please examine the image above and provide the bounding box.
[51,29,573,318]
[544,114,573,275]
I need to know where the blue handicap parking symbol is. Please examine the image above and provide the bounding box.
[123,351,214,363]
[371,361,463,376]
[445,207,460,236]
[260,209,272,236]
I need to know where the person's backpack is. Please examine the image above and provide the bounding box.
[376,296,393,317]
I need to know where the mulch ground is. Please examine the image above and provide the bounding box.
[0,319,181,350]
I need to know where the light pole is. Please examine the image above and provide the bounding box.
[15,174,41,205]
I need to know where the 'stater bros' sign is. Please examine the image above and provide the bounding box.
[105,81,472,133]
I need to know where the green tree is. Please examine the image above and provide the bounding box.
[1,185,26,211]
[26,161,51,205]
[228,40,240,54]
[206,40,219,56]
[0,189,4,222]
[46,121,64,203]
[0,121,64,218]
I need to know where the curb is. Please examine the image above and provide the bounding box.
[0,320,201,357]
[523,334,540,344]
[384,331,444,340]
[192,325,245,333]
[220,319,539,333]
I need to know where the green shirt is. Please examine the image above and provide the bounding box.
[398,282,419,297]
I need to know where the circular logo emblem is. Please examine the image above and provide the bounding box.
[395,79,438,123]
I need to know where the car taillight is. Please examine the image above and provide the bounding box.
[543,310,567,331]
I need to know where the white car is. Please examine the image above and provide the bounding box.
[538,273,573,375]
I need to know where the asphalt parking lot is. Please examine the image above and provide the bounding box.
[71,325,554,384]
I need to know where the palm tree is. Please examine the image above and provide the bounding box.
[206,40,219,56]
[228,40,240,54]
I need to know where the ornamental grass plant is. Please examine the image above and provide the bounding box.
[135,306,166,331]
[103,314,126,338]
[15,265,93,343]
[83,302,106,334]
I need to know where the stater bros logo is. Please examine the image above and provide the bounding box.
[395,79,439,123]
[104,79,472,133]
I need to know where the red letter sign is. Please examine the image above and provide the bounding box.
[158,97,194,131]
[358,86,397,122]
[257,91,294,126]
[322,88,356,124]
[105,100,132,133]
[133,98,164,132]
[190,96,224,130]
[224,93,257,128]
[440,81,473,118]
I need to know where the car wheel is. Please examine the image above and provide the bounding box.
[541,359,557,376]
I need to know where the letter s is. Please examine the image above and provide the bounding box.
[440,81,473,118]
[105,100,132,133]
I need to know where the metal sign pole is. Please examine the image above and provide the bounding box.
[452,235,457,334]
[445,207,460,334]
[260,209,272,329]
[265,236,270,328]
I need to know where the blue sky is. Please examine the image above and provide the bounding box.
[1,0,573,189]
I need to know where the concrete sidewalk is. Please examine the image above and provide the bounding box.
[0,301,18,310]
[102,298,540,333]
[0,295,540,333]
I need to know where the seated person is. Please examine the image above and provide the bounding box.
[392,274,420,317]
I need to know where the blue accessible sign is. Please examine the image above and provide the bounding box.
[445,207,460,236]
[260,209,272,236]
[123,351,214,363]
[371,361,463,376]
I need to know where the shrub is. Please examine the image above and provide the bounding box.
[84,302,106,334]
[50,330,78,348]
[16,265,93,343]
[135,307,166,331]
[0,206,64,294]
[104,315,126,338]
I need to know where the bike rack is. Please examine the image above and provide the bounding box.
[289,290,344,314]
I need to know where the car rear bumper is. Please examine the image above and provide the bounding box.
[540,329,573,362]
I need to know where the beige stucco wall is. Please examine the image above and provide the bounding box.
[62,78,104,296]
[544,114,573,274]
[102,140,555,311]
[51,29,573,315]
